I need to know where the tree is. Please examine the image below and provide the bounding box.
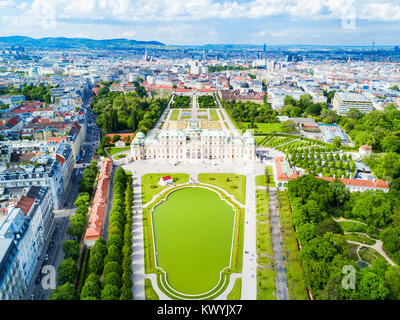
[48,283,75,300]
[57,258,78,285]
[384,266,400,300]
[89,252,104,275]
[101,284,120,300]
[67,213,87,240]
[315,219,344,237]
[62,240,80,261]
[333,136,341,149]
[103,272,122,288]
[120,284,133,300]
[91,237,108,258]
[74,192,90,207]
[382,135,400,154]
[80,281,101,300]
[381,226,400,254]
[103,261,123,276]
[112,134,121,143]
[356,270,389,300]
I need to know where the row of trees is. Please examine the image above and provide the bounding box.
[222,99,280,124]
[198,95,217,108]
[287,175,400,300]
[48,162,99,300]
[80,167,134,300]
[171,95,191,108]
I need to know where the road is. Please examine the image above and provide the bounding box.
[23,103,101,300]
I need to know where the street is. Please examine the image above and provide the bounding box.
[23,103,101,300]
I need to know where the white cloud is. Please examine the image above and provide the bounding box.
[2,0,400,32]
[0,0,15,9]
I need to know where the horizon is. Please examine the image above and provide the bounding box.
[0,0,399,47]
[0,35,398,48]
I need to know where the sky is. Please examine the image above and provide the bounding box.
[0,0,399,46]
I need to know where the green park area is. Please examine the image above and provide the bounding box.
[152,187,235,295]
[256,166,275,187]
[170,109,180,121]
[276,191,309,300]
[241,122,285,134]
[198,173,246,205]
[141,173,190,204]
[209,109,220,121]
[106,146,130,156]
[227,278,242,300]
[255,190,276,300]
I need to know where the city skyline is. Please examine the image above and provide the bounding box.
[0,0,399,46]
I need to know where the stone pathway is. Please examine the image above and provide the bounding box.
[268,189,289,300]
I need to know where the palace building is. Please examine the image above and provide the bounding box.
[130,122,256,163]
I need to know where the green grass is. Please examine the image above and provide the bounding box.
[345,233,376,246]
[141,173,189,204]
[257,268,276,300]
[142,183,245,299]
[209,109,219,121]
[153,187,235,295]
[198,173,246,205]
[348,243,360,261]
[227,278,242,300]
[277,191,309,300]
[241,122,284,134]
[359,247,385,265]
[145,278,159,300]
[107,146,130,156]
[338,221,380,239]
[114,154,127,160]
[256,166,275,187]
[170,109,180,121]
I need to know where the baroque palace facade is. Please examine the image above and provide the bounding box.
[130,124,256,163]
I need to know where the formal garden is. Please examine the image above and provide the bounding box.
[141,182,245,300]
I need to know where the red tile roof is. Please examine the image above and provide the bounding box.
[15,196,34,215]
[84,158,113,243]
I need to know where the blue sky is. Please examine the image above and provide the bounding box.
[0,0,399,46]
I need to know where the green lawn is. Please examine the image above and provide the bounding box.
[338,221,380,239]
[141,173,189,204]
[256,166,275,187]
[107,146,130,156]
[227,278,242,300]
[170,109,180,121]
[257,268,276,300]
[241,122,285,134]
[153,187,235,295]
[145,278,159,300]
[198,173,246,205]
[209,109,220,121]
[358,247,386,265]
[114,154,127,160]
[277,191,309,300]
[345,233,376,246]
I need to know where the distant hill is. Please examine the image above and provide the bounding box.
[0,36,165,49]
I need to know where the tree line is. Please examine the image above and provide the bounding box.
[48,161,99,300]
